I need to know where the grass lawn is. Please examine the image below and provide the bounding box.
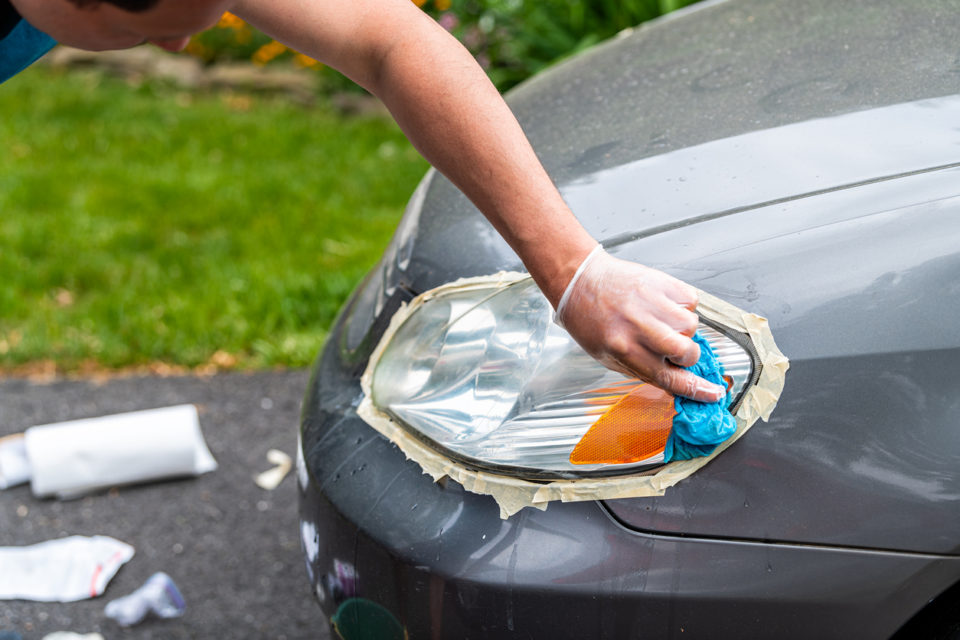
[0,63,429,373]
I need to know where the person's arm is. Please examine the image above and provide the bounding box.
[231,0,724,402]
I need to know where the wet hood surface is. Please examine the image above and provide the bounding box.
[376,0,960,554]
[394,0,960,291]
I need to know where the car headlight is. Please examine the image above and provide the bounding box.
[369,275,758,479]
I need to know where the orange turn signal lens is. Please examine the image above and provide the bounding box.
[569,383,675,465]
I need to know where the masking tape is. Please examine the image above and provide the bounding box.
[358,273,789,519]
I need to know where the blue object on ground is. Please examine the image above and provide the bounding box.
[0,631,23,640]
[664,332,738,462]
[104,572,186,627]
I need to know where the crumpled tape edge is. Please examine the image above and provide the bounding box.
[358,274,789,519]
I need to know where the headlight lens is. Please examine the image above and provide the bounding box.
[371,277,755,478]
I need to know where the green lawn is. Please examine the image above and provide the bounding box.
[0,64,429,373]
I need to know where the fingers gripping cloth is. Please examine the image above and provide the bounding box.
[666,332,737,461]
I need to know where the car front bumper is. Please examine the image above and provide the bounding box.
[297,301,960,640]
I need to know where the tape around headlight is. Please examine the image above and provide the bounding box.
[358,272,788,518]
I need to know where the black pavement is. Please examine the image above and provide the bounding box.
[0,370,331,640]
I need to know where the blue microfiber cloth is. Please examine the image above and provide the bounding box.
[664,331,737,462]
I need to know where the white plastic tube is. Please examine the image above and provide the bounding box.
[24,404,217,499]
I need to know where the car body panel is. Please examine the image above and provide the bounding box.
[509,0,960,183]
[300,328,960,639]
[391,0,960,296]
[300,137,960,640]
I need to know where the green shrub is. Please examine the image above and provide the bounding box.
[423,0,700,90]
[186,1,700,92]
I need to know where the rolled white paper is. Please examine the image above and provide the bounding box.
[24,404,217,498]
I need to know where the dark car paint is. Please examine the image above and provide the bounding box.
[386,0,960,295]
[301,0,960,635]
[300,336,960,638]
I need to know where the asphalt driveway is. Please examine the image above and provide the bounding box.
[0,370,331,640]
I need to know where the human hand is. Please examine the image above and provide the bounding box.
[555,246,726,403]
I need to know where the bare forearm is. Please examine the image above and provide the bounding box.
[365,22,596,304]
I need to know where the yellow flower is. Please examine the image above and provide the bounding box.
[294,53,323,69]
[252,40,288,65]
[217,12,246,30]
[435,0,451,10]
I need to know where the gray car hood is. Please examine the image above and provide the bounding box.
[380,0,960,554]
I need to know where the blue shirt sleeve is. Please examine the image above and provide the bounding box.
[0,17,56,84]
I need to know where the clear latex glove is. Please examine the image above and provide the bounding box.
[555,246,726,403]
